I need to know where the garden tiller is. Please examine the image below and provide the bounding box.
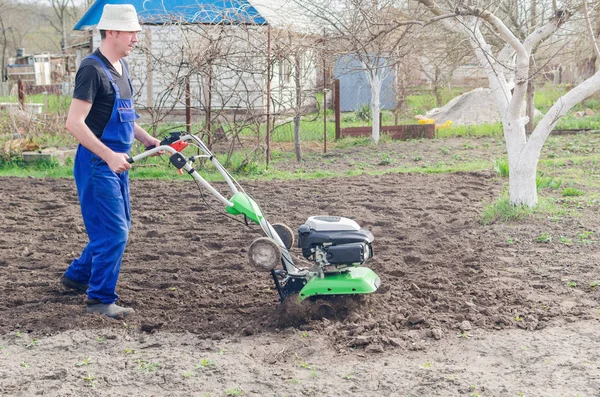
[128,132,381,302]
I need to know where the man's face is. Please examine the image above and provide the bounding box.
[111,30,139,57]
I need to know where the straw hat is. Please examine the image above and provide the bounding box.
[97,4,142,32]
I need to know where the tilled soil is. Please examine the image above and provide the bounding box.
[1,137,599,395]
[1,170,598,344]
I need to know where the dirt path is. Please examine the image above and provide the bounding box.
[1,320,598,396]
[0,150,599,395]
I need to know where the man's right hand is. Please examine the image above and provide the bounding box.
[107,152,132,173]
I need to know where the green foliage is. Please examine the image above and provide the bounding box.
[535,232,552,243]
[494,158,509,177]
[355,103,372,122]
[481,194,534,225]
[536,172,562,191]
[561,187,584,197]
[378,152,392,165]
[435,122,503,138]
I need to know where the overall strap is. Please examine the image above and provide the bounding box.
[86,54,121,97]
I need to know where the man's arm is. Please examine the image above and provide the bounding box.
[65,98,131,173]
[133,122,161,148]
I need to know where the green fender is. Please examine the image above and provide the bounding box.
[298,267,380,302]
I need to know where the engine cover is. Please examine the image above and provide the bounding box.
[298,216,374,263]
[325,242,370,265]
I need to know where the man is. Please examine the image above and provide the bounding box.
[61,4,160,318]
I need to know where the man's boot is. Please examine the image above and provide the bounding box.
[60,275,89,294]
[86,299,135,318]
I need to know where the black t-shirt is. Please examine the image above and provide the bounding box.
[72,49,133,138]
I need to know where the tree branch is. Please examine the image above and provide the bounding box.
[583,0,600,60]
[523,9,570,54]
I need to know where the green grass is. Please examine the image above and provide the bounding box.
[0,93,71,114]
[436,123,503,138]
[480,193,568,225]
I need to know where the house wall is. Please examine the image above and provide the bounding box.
[91,25,317,118]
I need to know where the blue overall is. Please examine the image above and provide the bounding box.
[65,55,138,304]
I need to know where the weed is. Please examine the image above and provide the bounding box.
[299,331,309,338]
[413,155,423,162]
[559,236,573,246]
[494,158,509,177]
[225,388,243,396]
[378,152,392,165]
[355,103,372,122]
[535,232,552,243]
[83,372,96,387]
[423,362,432,368]
[536,173,562,190]
[195,358,216,369]
[456,331,471,339]
[25,339,40,349]
[136,359,160,372]
[124,348,136,354]
[561,187,584,197]
[183,370,193,379]
[75,357,91,367]
[506,237,515,245]
[440,147,449,154]
[96,336,106,344]
[577,231,594,243]
[20,362,30,368]
[590,281,600,289]
[567,281,577,288]
[298,361,312,369]
[342,373,354,380]
[15,331,23,338]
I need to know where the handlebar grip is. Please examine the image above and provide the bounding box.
[145,145,156,150]
[127,157,134,164]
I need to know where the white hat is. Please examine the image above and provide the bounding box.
[97,4,142,32]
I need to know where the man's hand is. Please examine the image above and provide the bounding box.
[106,152,132,173]
[146,137,164,157]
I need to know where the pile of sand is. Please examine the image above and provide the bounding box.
[424,87,540,125]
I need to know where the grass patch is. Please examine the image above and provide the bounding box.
[480,193,567,225]
[561,187,584,197]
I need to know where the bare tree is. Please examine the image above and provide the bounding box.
[47,0,77,52]
[416,0,600,207]
[295,0,421,144]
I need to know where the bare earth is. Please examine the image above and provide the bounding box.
[1,136,599,396]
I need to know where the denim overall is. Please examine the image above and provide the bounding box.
[65,55,138,304]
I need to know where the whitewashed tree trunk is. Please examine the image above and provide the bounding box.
[362,61,386,144]
[370,71,382,144]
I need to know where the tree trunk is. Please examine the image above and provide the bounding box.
[504,116,539,207]
[370,72,381,144]
[525,77,535,134]
[294,55,303,162]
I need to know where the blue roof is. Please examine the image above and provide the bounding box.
[74,0,267,30]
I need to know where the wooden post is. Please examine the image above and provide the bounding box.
[185,77,191,134]
[334,79,340,140]
[18,79,25,110]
